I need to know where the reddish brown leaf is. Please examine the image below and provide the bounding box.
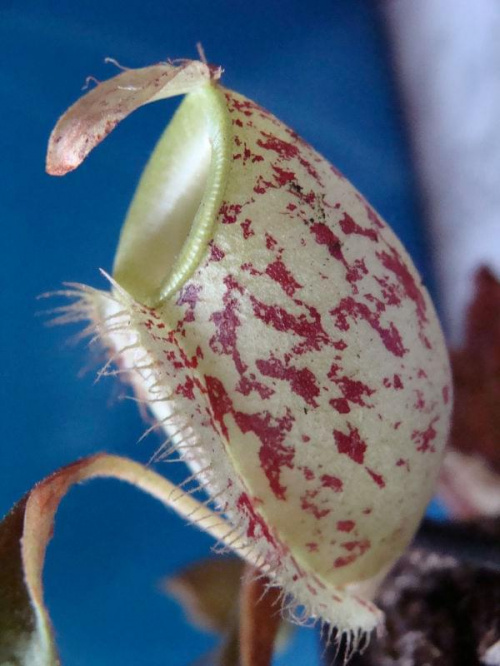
[450,267,500,471]
[437,266,500,519]
[239,565,282,666]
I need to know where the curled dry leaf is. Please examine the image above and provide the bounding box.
[46,57,452,647]
[0,454,237,665]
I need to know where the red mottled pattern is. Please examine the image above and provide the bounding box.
[209,242,225,262]
[334,539,371,569]
[255,356,320,407]
[327,362,375,414]
[331,297,407,358]
[102,86,452,608]
[365,468,386,489]
[321,474,344,492]
[237,492,281,550]
[240,218,254,239]
[337,520,356,533]
[157,88,450,590]
[334,425,367,465]
[300,489,331,519]
[205,375,295,500]
[339,212,378,242]
[265,259,302,297]
[411,417,439,453]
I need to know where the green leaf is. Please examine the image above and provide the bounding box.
[0,453,232,665]
[0,493,58,665]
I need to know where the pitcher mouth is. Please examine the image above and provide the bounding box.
[112,84,231,307]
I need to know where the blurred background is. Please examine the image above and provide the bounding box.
[1,1,498,664]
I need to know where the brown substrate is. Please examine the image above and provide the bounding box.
[346,519,500,665]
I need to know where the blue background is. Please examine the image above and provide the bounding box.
[0,1,440,664]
